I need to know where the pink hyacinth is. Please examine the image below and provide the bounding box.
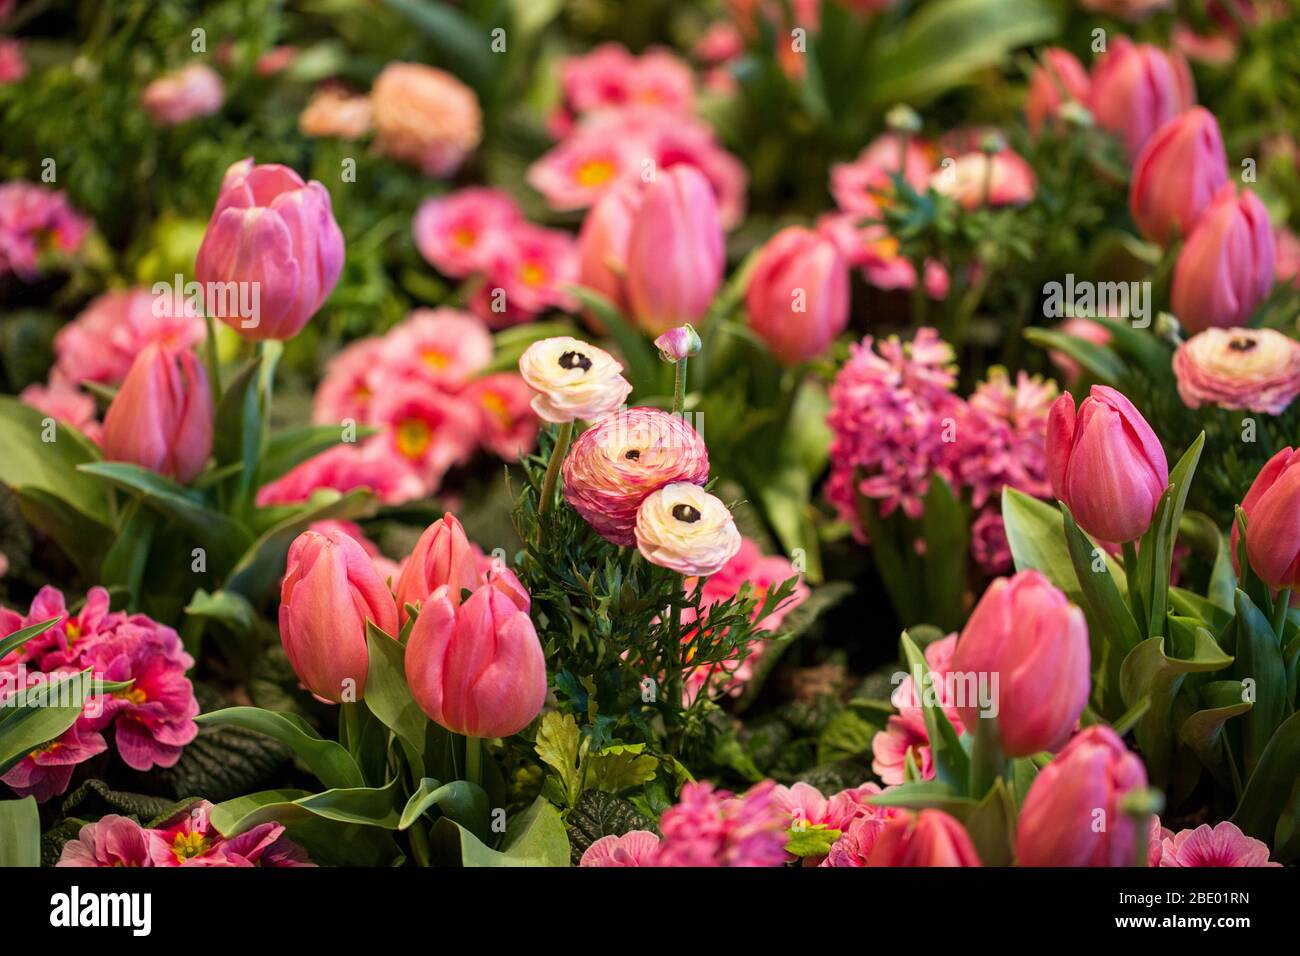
[412,187,522,279]
[579,830,662,867]
[57,815,154,867]
[54,288,204,388]
[653,780,789,867]
[255,442,425,508]
[20,379,102,445]
[1154,822,1280,867]
[0,181,92,280]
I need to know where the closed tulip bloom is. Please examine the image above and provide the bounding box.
[1016,726,1149,866]
[1026,48,1091,137]
[1171,185,1275,334]
[1089,38,1195,160]
[405,583,546,738]
[102,343,213,483]
[576,181,643,319]
[195,158,345,341]
[1046,385,1169,543]
[1129,108,1228,245]
[279,528,399,703]
[867,810,982,867]
[1238,447,1300,589]
[951,570,1090,757]
[745,226,849,365]
[394,513,482,624]
[625,165,724,336]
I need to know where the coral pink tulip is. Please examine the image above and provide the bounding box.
[951,570,1090,757]
[1170,184,1275,334]
[195,158,345,341]
[1129,107,1228,246]
[576,180,643,320]
[624,165,724,336]
[1016,726,1150,866]
[745,226,850,365]
[1046,385,1169,542]
[393,513,482,624]
[867,810,982,867]
[1237,447,1300,589]
[279,528,399,703]
[102,343,213,483]
[1089,38,1195,161]
[404,583,546,738]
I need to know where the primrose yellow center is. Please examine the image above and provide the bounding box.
[480,392,511,428]
[396,419,432,459]
[519,262,547,287]
[575,158,615,187]
[172,831,209,862]
[116,686,148,705]
[452,226,476,249]
[422,350,449,371]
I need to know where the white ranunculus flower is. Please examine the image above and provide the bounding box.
[634,482,741,576]
[518,336,632,423]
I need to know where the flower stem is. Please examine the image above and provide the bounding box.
[672,356,688,415]
[464,735,481,787]
[1272,589,1291,637]
[203,310,223,400]
[1122,540,1146,632]
[537,420,573,520]
[408,821,433,867]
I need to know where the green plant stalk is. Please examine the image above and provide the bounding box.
[408,820,433,867]
[340,701,363,757]
[672,355,688,415]
[537,421,573,521]
[1122,541,1145,632]
[1272,589,1291,638]
[464,735,481,787]
[663,356,690,749]
[204,311,223,401]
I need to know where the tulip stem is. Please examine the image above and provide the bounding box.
[1121,541,1145,632]
[672,356,688,415]
[464,735,481,787]
[537,421,573,521]
[1272,589,1291,637]
[203,310,222,400]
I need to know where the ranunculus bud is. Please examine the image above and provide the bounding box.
[951,570,1090,757]
[1026,48,1091,138]
[141,64,224,126]
[1238,447,1300,590]
[562,407,709,546]
[1170,185,1275,334]
[576,180,643,321]
[405,582,546,738]
[1173,328,1300,415]
[518,336,632,423]
[393,513,481,625]
[1088,38,1195,160]
[102,343,213,483]
[1046,385,1169,543]
[1129,108,1228,246]
[635,482,741,576]
[654,325,702,363]
[1015,726,1149,866]
[624,165,724,336]
[744,226,849,365]
[370,63,482,176]
[867,810,982,867]
[195,158,345,341]
[279,528,400,703]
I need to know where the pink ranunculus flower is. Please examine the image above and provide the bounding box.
[654,780,788,867]
[412,187,521,279]
[1173,327,1300,415]
[745,226,850,365]
[101,344,214,483]
[930,150,1036,209]
[20,379,102,445]
[255,442,425,508]
[368,379,479,493]
[141,63,224,125]
[470,222,579,327]
[579,830,662,867]
[830,133,934,215]
[1026,48,1091,137]
[298,85,372,140]
[1129,107,1229,246]
[393,512,482,624]
[1046,384,1169,543]
[867,809,982,867]
[1171,184,1275,334]
[462,373,539,461]
[1088,37,1195,161]
[195,158,345,341]
[562,407,710,547]
[371,63,481,176]
[54,288,203,388]
[379,308,493,390]
[57,815,154,867]
[0,181,92,280]
[312,337,386,426]
[1155,822,1280,867]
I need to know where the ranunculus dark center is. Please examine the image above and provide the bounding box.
[624,449,641,460]
[672,504,702,523]
[1229,336,1257,352]
[558,350,592,372]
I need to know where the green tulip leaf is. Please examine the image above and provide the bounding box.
[399,777,490,839]
[1231,589,1287,778]
[900,630,969,790]
[0,797,40,867]
[430,796,570,867]
[196,707,365,791]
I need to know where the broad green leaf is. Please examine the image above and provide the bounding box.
[1179,681,1251,789]
[381,0,494,92]
[962,777,1016,867]
[211,778,404,834]
[586,744,659,794]
[431,796,570,867]
[1024,327,1125,384]
[0,395,110,525]
[0,668,98,775]
[184,588,256,636]
[12,485,111,579]
[363,621,427,768]
[0,797,40,867]
[260,424,377,483]
[0,616,61,661]
[212,358,261,468]
[867,780,975,815]
[1137,433,1205,638]
[786,823,841,858]
[98,499,156,605]
[920,476,968,632]
[196,707,364,791]
[534,711,584,808]
[399,777,490,838]
[1232,710,1300,852]
[901,630,969,789]
[1232,589,1287,778]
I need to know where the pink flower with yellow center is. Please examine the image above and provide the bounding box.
[471,223,578,328]
[312,337,386,426]
[369,380,479,491]
[54,288,203,388]
[463,372,539,460]
[255,442,426,507]
[379,308,493,389]
[412,187,521,278]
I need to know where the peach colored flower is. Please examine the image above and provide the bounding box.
[371,63,481,176]
[1173,327,1300,414]
[299,86,372,140]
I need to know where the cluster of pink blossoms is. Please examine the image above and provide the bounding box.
[1,586,200,802]
[526,44,747,229]
[826,328,1058,574]
[258,308,537,507]
[412,188,577,328]
[0,181,92,281]
[58,802,311,867]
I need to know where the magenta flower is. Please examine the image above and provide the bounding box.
[579,830,661,867]
[412,187,521,279]
[255,443,425,508]
[1,716,107,803]
[311,338,387,426]
[368,378,479,492]
[654,780,788,867]
[19,379,102,446]
[54,288,203,388]
[469,222,578,328]
[377,309,493,390]
[462,373,540,461]
[57,815,154,867]
[145,801,309,867]
[871,710,935,786]
[1155,822,1279,867]
[0,181,91,281]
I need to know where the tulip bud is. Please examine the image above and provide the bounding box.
[279,528,400,703]
[625,165,724,336]
[951,570,1090,757]
[1237,447,1300,590]
[195,158,345,341]
[576,181,643,322]
[654,325,702,363]
[634,482,741,576]
[744,226,849,366]
[867,810,982,867]
[1046,385,1169,543]
[1129,108,1228,246]
[1170,185,1275,334]
[405,583,546,738]
[1015,726,1149,866]
[518,336,633,424]
[1088,38,1195,161]
[393,513,481,624]
[1026,48,1091,138]
[102,343,213,483]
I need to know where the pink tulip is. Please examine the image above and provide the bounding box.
[195,158,345,341]
[576,180,643,319]
[404,583,546,738]
[102,343,213,483]
[624,165,724,336]
[951,570,1090,757]
[1170,185,1275,334]
[1046,385,1169,543]
[1236,447,1300,589]
[867,810,982,867]
[1015,726,1149,866]
[744,226,849,365]
[279,528,399,703]
[1026,48,1091,137]
[1088,38,1195,161]
[1129,108,1228,245]
[393,513,482,624]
